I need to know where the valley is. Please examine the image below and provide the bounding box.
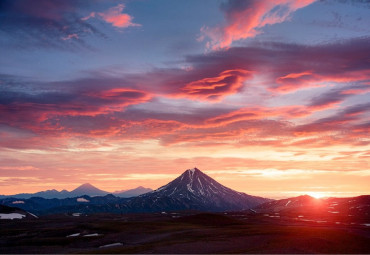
[0,211,369,254]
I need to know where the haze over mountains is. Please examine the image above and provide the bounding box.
[0,183,153,199]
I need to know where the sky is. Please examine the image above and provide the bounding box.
[0,0,369,198]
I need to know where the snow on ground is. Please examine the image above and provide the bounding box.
[99,243,123,248]
[0,213,26,219]
[72,213,82,217]
[83,233,100,237]
[67,233,81,237]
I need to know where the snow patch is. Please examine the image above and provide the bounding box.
[28,212,38,218]
[285,200,291,206]
[12,200,25,204]
[67,233,80,237]
[187,184,194,193]
[77,197,89,202]
[328,211,339,214]
[99,243,123,248]
[0,213,26,220]
[72,213,82,217]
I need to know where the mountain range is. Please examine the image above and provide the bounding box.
[254,194,370,223]
[0,168,270,215]
[3,168,368,218]
[0,183,153,199]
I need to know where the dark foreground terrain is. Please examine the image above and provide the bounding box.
[0,211,369,254]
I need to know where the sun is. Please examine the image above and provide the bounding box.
[307,192,326,199]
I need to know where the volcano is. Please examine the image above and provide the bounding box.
[125,168,270,212]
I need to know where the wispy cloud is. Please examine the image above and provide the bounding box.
[200,0,316,50]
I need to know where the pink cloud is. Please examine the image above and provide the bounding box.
[272,70,370,93]
[181,69,252,101]
[62,33,79,41]
[201,0,316,50]
[205,104,327,126]
[83,4,140,28]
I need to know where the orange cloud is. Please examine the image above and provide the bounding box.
[201,0,316,50]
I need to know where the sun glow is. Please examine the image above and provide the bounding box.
[307,192,326,199]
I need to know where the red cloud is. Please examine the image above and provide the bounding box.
[181,69,252,101]
[82,4,140,28]
[201,0,316,50]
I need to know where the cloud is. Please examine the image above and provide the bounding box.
[181,69,252,101]
[0,37,369,149]
[0,0,106,50]
[82,4,140,28]
[133,37,370,96]
[292,103,370,146]
[0,75,152,136]
[200,0,316,50]
[205,105,314,126]
[308,84,370,110]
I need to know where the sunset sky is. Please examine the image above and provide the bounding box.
[0,0,369,198]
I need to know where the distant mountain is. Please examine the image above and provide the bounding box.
[123,168,270,212]
[255,194,370,223]
[0,183,107,199]
[0,189,70,199]
[68,183,108,197]
[114,186,153,198]
[0,184,151,199]
[256,194,320,213]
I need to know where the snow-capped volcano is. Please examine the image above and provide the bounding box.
[155,168,246,199]
[126,168,269,212]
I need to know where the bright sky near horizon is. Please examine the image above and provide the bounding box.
[0,0,369,198]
